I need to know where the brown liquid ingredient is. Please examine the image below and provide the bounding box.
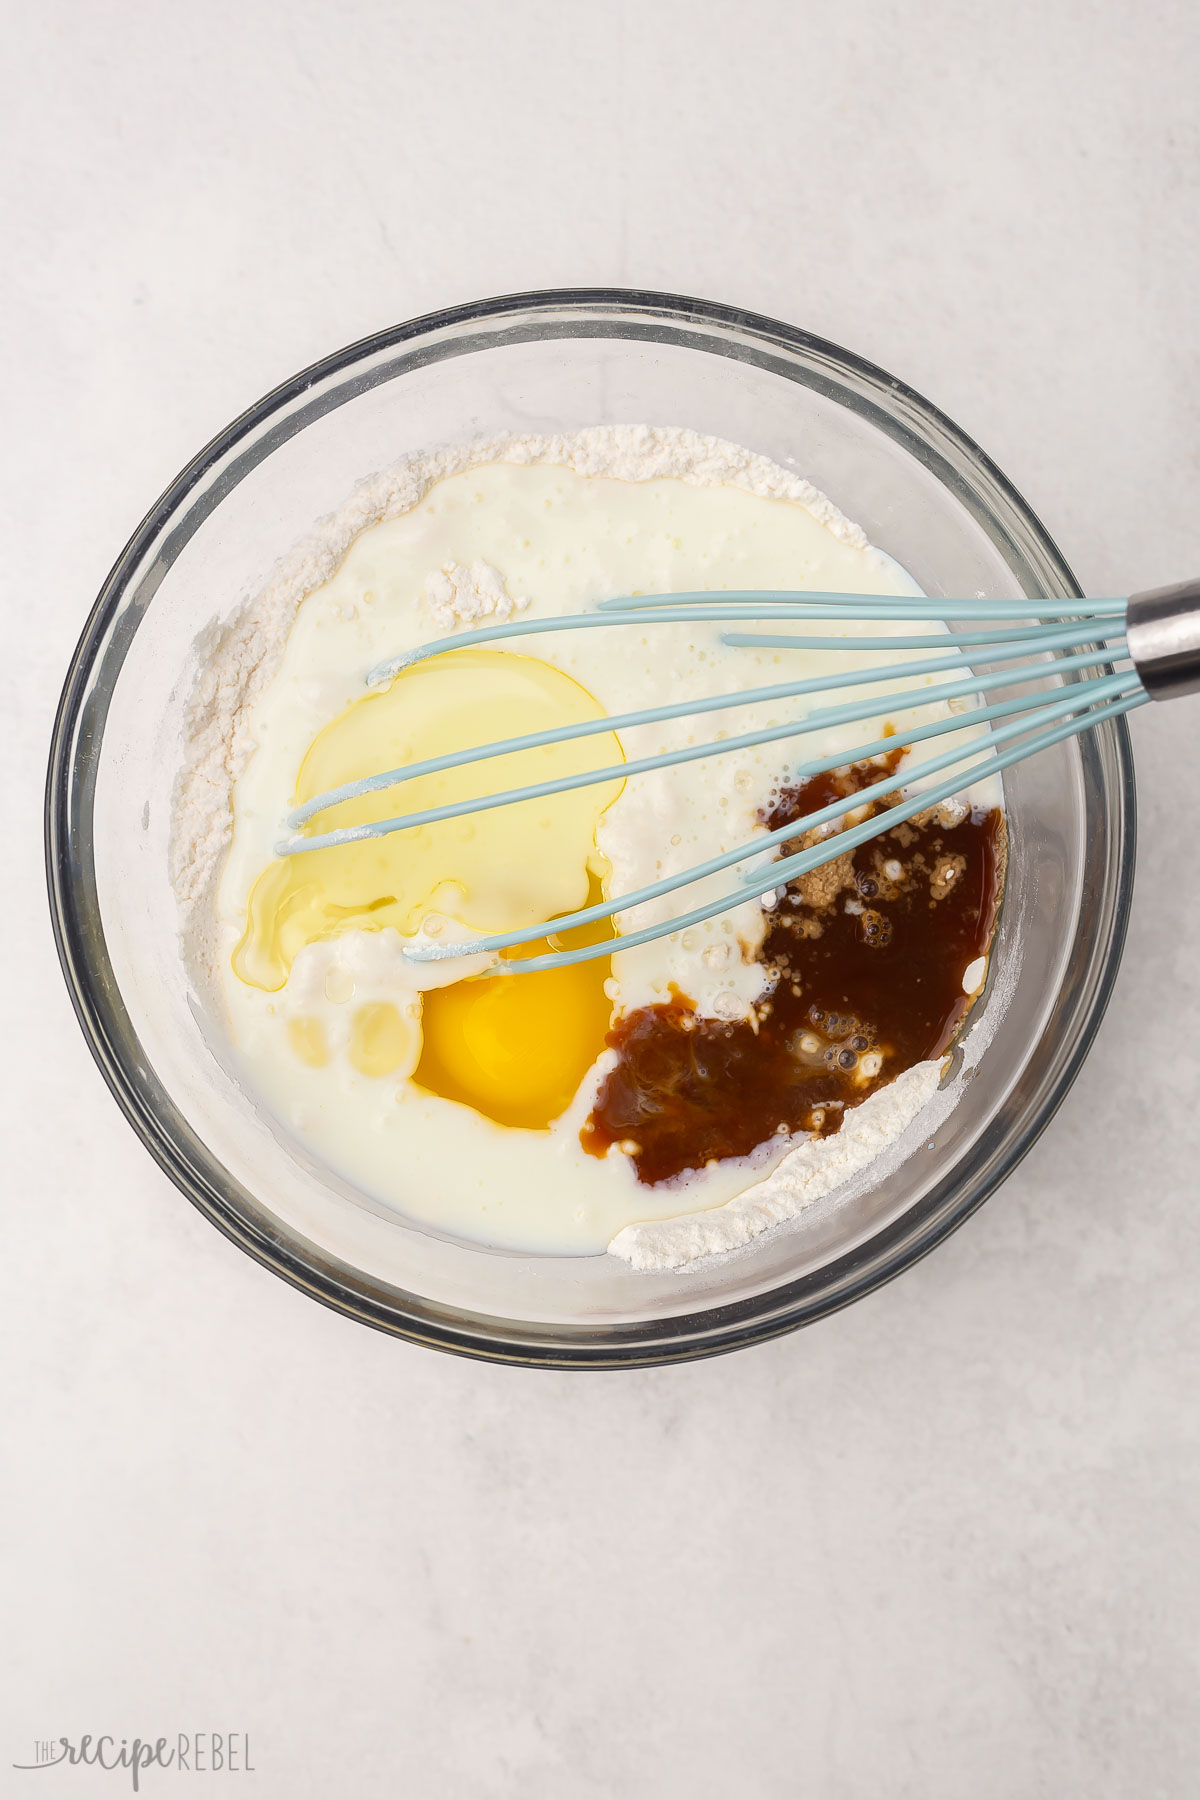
[581,756,1006,1186]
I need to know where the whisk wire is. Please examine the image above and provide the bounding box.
[276,584,1173,978]
[282,640,1126,857]
[404,669,1140,971]
[481,680,1147,978]
[367,595,1129,684]
[290,622,1127,838]
[586,597,1129,619]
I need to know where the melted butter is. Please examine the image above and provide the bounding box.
[234,648,625,991]
[287,1016,329,1068]
[349,1001,420,1079]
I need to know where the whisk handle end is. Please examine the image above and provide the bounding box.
[1127,578,1200,701]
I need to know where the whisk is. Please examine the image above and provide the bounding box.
[277,578,1200,975]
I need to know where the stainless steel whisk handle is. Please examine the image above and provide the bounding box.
[1126,577,1200,701]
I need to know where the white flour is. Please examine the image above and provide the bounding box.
[607,1060,944,1270]
[423,559,529,629]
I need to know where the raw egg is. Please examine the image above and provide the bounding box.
[235,647,624,1130]
[415,886,615,1129]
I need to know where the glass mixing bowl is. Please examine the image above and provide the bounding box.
[46,290,1135,1367]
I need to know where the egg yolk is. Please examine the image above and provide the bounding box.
[415,896,615,1129]
[236,648,624,1132]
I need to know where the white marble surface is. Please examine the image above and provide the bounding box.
[4,1,1200,1793]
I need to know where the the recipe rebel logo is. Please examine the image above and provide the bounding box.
[12,1735,255,1790]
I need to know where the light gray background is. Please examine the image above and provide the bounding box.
[4,2,1199,1795]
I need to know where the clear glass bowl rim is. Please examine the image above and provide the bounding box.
[45,287,1137,1368]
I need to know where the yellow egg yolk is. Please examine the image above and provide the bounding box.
[235,648,624,1130]
[415,890,615,1130]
